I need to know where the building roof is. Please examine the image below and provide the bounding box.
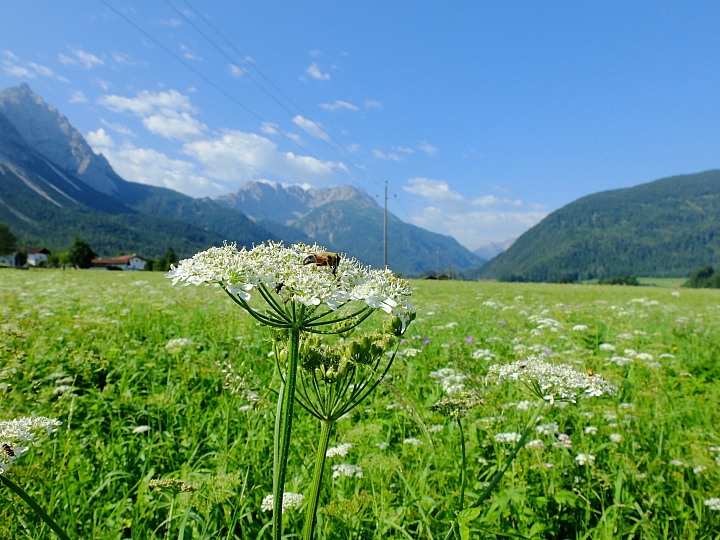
[91,254,144,266]
[27,247,51,255]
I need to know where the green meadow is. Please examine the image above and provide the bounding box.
[1,269,719,539]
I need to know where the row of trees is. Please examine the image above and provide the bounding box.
[0,222,178,271]
[683,265,720,288]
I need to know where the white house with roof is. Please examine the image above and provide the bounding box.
[27,248,51,266]
[91,254,146,271]
[0,253,16,266]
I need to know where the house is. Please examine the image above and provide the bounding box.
[27,248,51,266]
[91,254,147,271]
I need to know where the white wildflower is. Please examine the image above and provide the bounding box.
[584,426,598,435]
[610,433,622,443]
[704,498,720,511]
[132,425,150,434]
[671,291,680,297]
[516,400,531,411]
[624,349,637,357]
[429,424,444,433]
[472,348,496,361]
[165,242,415,327]
[575,453,595,466]
[375,442,389,450]
[616,333,633,340]
[635,352,653,361]
[494,432,522,443]
[332,463,363,478]
[165,338,194,351]
[572,325,588,332]
[326,443,353,458]
[525,439,546,450]
[486,356,616,403]
[599,343,616,352]
[536,422,558,436]
[553,434,572,448]
[403,438,423,446]
[0,416,61,473]
[693,465,707,474]
[669,459,685,467]
[401,348,422,357]
[261,492,305,513]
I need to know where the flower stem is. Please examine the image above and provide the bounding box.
[457,418,467,512]
[0,475,72,540]
[272,325,300,540]
[443,401,545,540]
[302,420,334,540]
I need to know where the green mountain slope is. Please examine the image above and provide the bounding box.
[477,170,720,281]
[290,199,484,275]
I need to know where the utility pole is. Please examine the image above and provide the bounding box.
[383,181,388,269]
[448,261,452,280]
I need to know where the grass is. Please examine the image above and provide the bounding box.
[1,269,719,539]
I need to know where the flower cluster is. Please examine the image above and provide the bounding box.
[0,416,62,474]
[165,242,414,323]
[326,443,353,458]
[331,463,363,478]
[430,393,481,419]
[486,356,616,403]
[261,492,305,513]
[149,478,198,493]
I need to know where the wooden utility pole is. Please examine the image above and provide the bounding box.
[383,181,388,269]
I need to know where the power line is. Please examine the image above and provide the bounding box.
[98,0,357,186]
[167,0,385,190]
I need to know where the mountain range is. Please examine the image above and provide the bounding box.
[477,169,720,281]
[0,83,484,275]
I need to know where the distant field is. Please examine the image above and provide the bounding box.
[1,269,719,538]
[581,277,688,288]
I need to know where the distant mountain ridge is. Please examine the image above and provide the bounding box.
[216,181,377,224]
[473,238,515,261]
[478,170,720,281]
[0,83,484,275]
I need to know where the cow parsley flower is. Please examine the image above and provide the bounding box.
[575,453,595,466]
[165,241,414,328]
[584,426,598,435]
[704,498,720,511]
[486,356,615,403]
[572,325,588,332]
[599,343,616,352]
[403,438,423,446]
[610,433,623,443]
[495,432,522,444]
[331,463,363,478]
[525,439,546,450]
[261,492,305,513]
[536,422,558,436]
[326,443,353,458]
[0,416,61,473]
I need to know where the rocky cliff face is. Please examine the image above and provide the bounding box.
[0,83,120,195]
[215,181,377,224]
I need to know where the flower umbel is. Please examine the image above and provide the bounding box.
[0,416,62,474]
[486,356,616,402]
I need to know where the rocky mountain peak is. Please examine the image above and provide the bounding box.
[0,83,119,195]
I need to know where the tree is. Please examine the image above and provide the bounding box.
[0,222,17,256]
[68,237,96,269]
[157,247,178,272]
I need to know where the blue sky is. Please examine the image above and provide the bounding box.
[2,1,720,251]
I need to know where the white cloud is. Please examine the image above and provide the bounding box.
[409,206,548,252]
[182,129,346,187]
[142,110,207,141]
[2,52,68,82]
[372,149,403,162]
[418,141,438,156]
[364,100,382,109]
[403,178,463,201]
[394,146,414,154]
[292,115,330,141]
[261,121,279,135]
[98,89,194,116]
[59,48,104,69]
[113,53,137,65]
[346,143,360,153]
[87,129,223,197]
[97,89,206,141]
[473,195,522,207]
[69,90,87,103]
[100,118,136,136]
[179,44,202,61]
[3,63,35,78]
[319,100,358,112]
[93,78,112,90]
[228,63,244,77]
[305,62,330,80]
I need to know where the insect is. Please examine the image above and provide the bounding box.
[302,252,341,277]
[586,368,596,376]
[274,282,285,294]
[1,443,15,458]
